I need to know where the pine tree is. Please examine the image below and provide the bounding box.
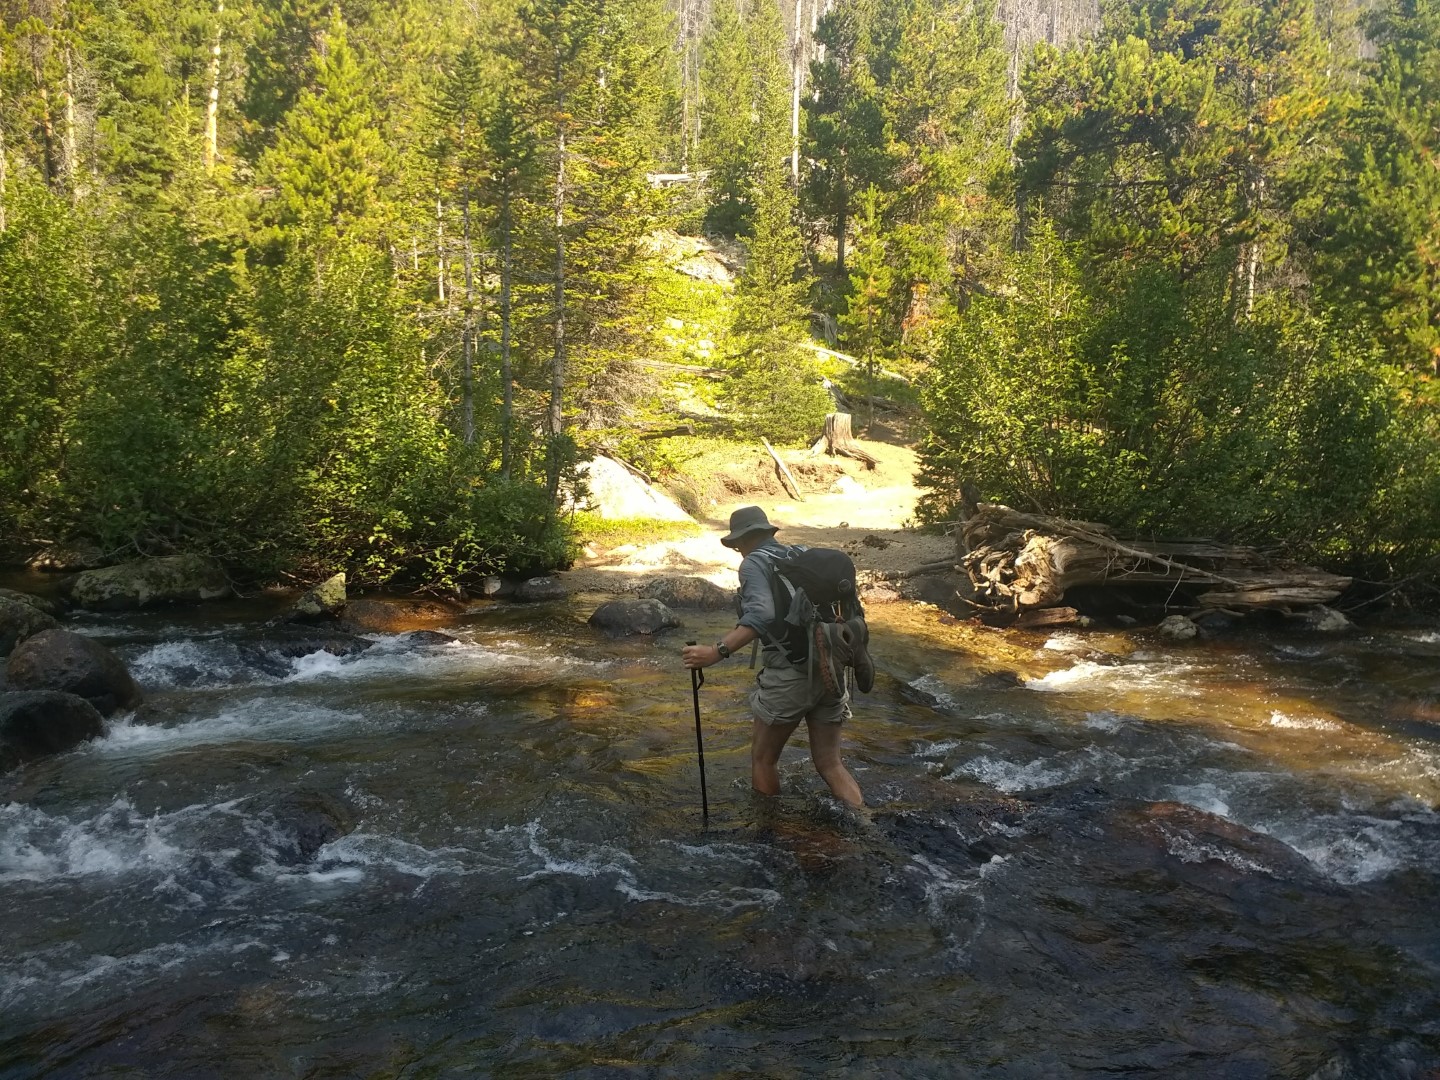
[260,10,395,250]
[1323,0,1440,374]
[697,0,753,235]
[839,186,896,432]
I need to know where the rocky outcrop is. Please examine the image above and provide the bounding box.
[232,627,373,677]
[0,596,61,656]
[637,576,734,612]
[573,456,694,523]
[0,691,106,771]
[515,577,569,603]
[6,630,142,715]
[588,599,680,637]
[63,555,231,610]
[339,597,463,634]
[290,572,347,622]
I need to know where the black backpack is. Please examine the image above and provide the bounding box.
[757,546,865,666]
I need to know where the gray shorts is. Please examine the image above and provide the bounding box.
[750,659,851,727]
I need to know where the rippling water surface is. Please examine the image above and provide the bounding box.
[2,592,1439,1077]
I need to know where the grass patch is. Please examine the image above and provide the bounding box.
[572,513,704,547]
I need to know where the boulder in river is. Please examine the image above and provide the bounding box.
[1157,614,1199,642]
[515,576,568,603]
[339,597,463,634]
[0,588,63,618]
[636,576,734,612]
[5,630,141,715]
[233,626,374,677]
[62,554,231,610]
[1305,605,1352,634]
[588,599,680,637]
[289,572,347,622]
[0,595,61,657]
[0,690,106,771]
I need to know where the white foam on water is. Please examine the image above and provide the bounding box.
[1024,658,1196,695]
[279,636,606,686]
[98,700,369,753]
[908,853,980,918]
[1155,823,1271,875]
[947,745,1129,793]
[0,797,238,883]
[1267,710,1341,732]
[305,832,473,885]
[1165,782,1234,818]
[1041,633,1091,653]
[495,821,781,912]
[1275,818,1408,884]
[1083,710,1132,732]
[126,639,257,689]
[1405,630,1440,644]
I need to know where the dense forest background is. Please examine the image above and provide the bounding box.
[1,0,1436,590]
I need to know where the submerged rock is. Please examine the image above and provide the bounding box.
[233,626,374,677]
[588,599,680,637]
[1305,605,1352,634]
[289,572,347,622]
[62,554,231,610]
[265,790,358,864]
[1157,614,1199,642]
[340,597,463,634]
[398,630,458,646]
[0,595,61,657]
[515,576,568,603]
[0,690,105,771]
[636,576,734,612]
[5,630,141,716]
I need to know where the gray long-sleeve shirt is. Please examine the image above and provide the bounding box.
[736,536,804,662]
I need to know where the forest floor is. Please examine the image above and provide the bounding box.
[565,426,953,593]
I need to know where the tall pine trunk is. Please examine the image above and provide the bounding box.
[500,183,515,479]
[204,0,224,170]
[547,93,568,498]
[461,176,475,446]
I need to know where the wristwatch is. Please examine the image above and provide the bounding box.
[714,640,732,659]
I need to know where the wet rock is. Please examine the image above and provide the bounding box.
[515,576,568,603]
[588,599,680,637]
[636,575,734,611]
[289,572,347,622]
[1305,605,1352,634]
[977,670,1025,690]
[339,597,463,634]
[1191,609,1239,636]
[62,554,231,611]
[0,588,63,618]
[899,574,965,615]
[27,541,108,573]
[1157,614,1199,642]
[5,630,142,716]
[265,790,357,864]
[0,595,61,657]
[233,626,373,677]
[0,691,105,771]
[399,630,458,646]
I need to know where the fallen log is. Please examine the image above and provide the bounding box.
[956,504,1350,616]
[762,437,805,502]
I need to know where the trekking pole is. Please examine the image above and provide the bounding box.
[686,641,709,825]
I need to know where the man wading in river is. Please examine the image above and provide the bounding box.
[681,506,867,809]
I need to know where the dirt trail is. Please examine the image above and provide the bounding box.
[566,439,953,593]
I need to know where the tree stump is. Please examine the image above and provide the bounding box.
[822,413,878,469]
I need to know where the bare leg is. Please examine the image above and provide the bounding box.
[751,717,800,797]
[806,718,863,808]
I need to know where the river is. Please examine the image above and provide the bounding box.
[2,590,1438,1077]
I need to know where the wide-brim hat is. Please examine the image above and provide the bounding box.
[720,505,778,549]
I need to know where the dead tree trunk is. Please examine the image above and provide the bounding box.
[822,412,878,468]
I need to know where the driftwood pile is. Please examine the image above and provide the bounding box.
[957,504,1351,625]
